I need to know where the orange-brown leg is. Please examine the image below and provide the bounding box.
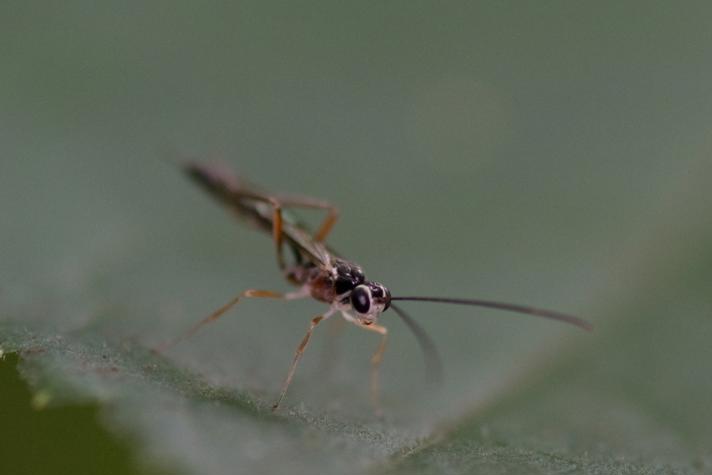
[154,289,304,353]
[269,199,286,269]
[313,206,338,242]
[244,194,337,268]
[360,323,388,415]
[273,195,339,242]
[264,196,338,266]
[189,177,337,267]
[272,310,334,411]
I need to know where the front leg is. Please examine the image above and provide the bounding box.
[359,323,388,416]
[154,288,307,353]
[272,309,335,411]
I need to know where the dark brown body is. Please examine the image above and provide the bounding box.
[165,161,589,413]
[186,163,358,305]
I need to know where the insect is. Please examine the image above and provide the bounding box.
[158,162,592,412]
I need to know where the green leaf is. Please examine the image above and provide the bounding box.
[3,2,712,474]
[0,322,420,474]
[4,190,712,474]
[381,240,712,474]
[0,352,146,475]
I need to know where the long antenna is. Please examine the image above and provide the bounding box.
[390,296,592,331]
[390,303,444,385]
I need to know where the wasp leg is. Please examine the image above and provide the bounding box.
[255,195,338,268]
[227,192,338,267]
[183,163,338,264]
[267,198,287,270]
[154,288,307,353]
[359,323,388,416]
[272,309,334,412]
[273,194,339,242]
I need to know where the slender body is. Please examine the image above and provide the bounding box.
[185,164,393,325]
[160,162,591,412]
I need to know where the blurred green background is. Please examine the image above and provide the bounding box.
[1,2,711,474]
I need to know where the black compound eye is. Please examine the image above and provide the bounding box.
[351,285,371,314]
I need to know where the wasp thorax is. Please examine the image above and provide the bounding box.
[334,260,365,295]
